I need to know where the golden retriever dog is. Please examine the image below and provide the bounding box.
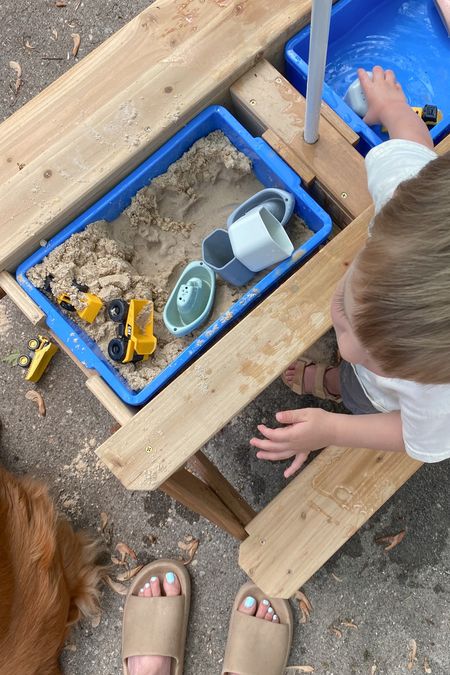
[0,464,104,674]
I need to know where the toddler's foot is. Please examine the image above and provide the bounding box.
[127,572,180,675]
[283,361,341,398]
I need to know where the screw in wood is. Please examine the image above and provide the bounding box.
[341,192,348,199]
[250,99,256,106]
[145,446,154,453]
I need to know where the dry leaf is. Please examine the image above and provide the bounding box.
[341,620,358,629]
[71,33,81,57]
[371,665,377,675]
[116,565,144,581]
[111,556,127,566]
[9,61,22,95]
[115,542,137,562]
[423,657,432,673]
[331,572,343,583]
[51,29,58,41]
[105,575,128,595]
[330,626,342,638]
[110,422,121,435]
[285,667,315,673]
[408,639,418,671]
[25,390,46,416]
[178,536,199,565]
[91,613,101,628]
[55,1,67,6]
[293,590,312,624]
[24,39,34,49]
[375,530,406,552]
[100,512,109,531]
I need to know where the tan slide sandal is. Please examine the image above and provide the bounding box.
[281,356,342,402]
[221,581,293,675]
[122,559,190,675]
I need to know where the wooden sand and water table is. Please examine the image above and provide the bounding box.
[1,0,449,598]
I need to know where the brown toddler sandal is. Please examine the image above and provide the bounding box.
[221,581,293,675]
[281,356,342,402]
[122,559,191,675]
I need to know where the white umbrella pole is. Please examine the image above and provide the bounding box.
[303,0,333,144]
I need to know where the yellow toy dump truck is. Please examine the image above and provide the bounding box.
[18,336,58,383]
[107,298,157,364]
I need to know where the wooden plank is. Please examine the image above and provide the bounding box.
[240,446,421,598]
[188,452,257,527]
[84,376,248,538]
[95,206,372,491]
[160,467,248,541]
[435,134,450,154]
[0,271,45,326]
[319,102,360,146]
[262,129,316,187]
[0,0,329,271]
[231,59,371,224]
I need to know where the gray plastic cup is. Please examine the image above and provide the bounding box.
[202,229,254,286]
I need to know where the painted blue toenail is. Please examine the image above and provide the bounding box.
[150,576,158,583]
[144,582,150,589]
[166,572,176,584]
[268,607,274,614]
[244,596,256,608]
[262,599,270,606]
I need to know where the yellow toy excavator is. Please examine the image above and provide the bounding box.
[107,298,157,364]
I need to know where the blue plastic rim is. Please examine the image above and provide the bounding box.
[285,0,450,154]
[16,105,331,406]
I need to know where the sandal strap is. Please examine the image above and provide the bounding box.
[313,363,342,402]
[122,594,185,661]
[222,611,290,675]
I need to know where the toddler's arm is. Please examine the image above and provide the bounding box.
[251,408,405,478]
[358,66,433,149]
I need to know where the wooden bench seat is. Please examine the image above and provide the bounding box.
[240,446,421,598]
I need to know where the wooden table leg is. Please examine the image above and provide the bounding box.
[160,468,248,541]
[188,451,256,527]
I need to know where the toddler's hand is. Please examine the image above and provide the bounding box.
[358,65,408,126]
[250,407,333,478]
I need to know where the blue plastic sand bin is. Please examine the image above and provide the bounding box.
[285,0,450,152]
[16,105,331,406]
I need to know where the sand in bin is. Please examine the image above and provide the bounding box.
[28,131,311,391]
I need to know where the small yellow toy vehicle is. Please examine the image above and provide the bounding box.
[44,276,103,324]
[412,105,443,129]
[57,289,103,323]
[18,335,58,383]
[107,298,157,364]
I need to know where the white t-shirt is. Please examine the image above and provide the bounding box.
[353,139,450,463]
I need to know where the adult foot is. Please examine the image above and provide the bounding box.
[127,572,180,675]
[228,595,279,675]
[283,361,341,398]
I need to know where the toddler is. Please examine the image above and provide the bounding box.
[251,66,450,477]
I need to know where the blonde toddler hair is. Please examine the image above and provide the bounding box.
[352,151,450,384]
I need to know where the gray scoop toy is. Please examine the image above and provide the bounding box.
[227,188,295,228]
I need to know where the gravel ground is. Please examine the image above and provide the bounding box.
[0,2,449,674]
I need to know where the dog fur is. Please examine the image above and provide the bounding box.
[0,465,105,674]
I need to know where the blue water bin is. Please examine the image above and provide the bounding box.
[285,0,450,154]
[16,105,331,406]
